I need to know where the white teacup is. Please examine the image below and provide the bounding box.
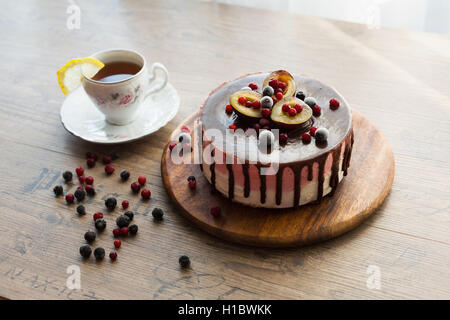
[82,48,168,125]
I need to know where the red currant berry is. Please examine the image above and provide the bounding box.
[75,167,84,177]
[131,182,141,193]
[282,104,290,113]
[65,194,74,204]
[309,127,317,136]
[105,164,115,175]
[301,133,312,144]
[329,98,340,110]
[261,108,271,118]
[275,92,283,100]
[122,200,129,209]
[138,176,146,185]
[229,124,237,131]
[278,81,286,90]
[85,176,94,185]
[288,108,297,116]
[113,228,120,237]
[279,133,288,144]
[114,240,121,248]
[120,227,129,236]
[312,105,321,117]
[86,158,95,168]
[109,251,118,261]
[102,156,111,164]
[268,78,278,88]
[78,176,85,184]
[225,104,233,114]
[238,96,247,105]
[188,180,196,189]
[293,104,303,113]
[210,206,221,217]
[252,100,261,109]
[141,188,151,200]
[93,212,103,221]
[248,82,258,90]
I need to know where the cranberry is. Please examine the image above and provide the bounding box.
[282,103,290,113]
[272,97,278,104]
[122,200,129,209]
[85,176,94,185]
[248,82,258,90]
[120,227,129,236]
[109,252,118,261]
[169,143,177,151]
[275,87,283,94]
[312,105,321,117]
[252,100,261,109]
[275,92,283,100]
[131,182,141,193]
[278,81,286,90]
[225,104,233,114]
[93,212,103,221]
[261,108,271,118]
[102,156,112,164]
[238,96,247,105]
[245,100,253,108]
[86,158,95,168]
[210,206,221,217]
[229,124,237,131]
[141,189,151,200]
[288,108,297,116]
[329,98,340,110]
[268,78,278,88]
[301,133,312,144]
[293,104,303,113]
[309,127,317,136]
[138,176,146,185]
[105,164,115,175]
[259,118,270,127]
[279,133,288,144]
[181,125,190,133]
[65,193,74,204]
[113,228,120,237]
[75,167,84,177]
[188,180,196,189]
[86,153,97,161]
[114,240,121,248]
[78,176,85,184]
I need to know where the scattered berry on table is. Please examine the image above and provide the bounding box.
[53,185,63,196]
[288,108,297,117]
[261,108,271,118]
[109,251,118,261]
[75,167,84,177]
[304,97,317,108]
[296,91,306,100]
[84,231,96,243]
[188,180,196,189]
[79,245,92,258]
[262,86,274,97]
[86,152,94,159]
[78,176,85,184]
[279,133,288,145]
[179,255,190,268]
[110,152,119,160]
[301,132,312,144]
[65,193,74,204]
[93,212,103,221]
[105,197,117,210]
[248,82,258,90]
[85,185,96,196]
[225,104,233,114]
[94,247,105,260]
[329,98,340,110]
[102,156,112,164]
[74,189,85,202]
[309,126,317,136]
[260,96,273,109]
[122,200,129,209]
[87,158,95,168]
[119,227,129,237]
[210,206,221,217]
[138,176,146,185]
[116,215,131,228]
[86,152,97,161]
[141,189,151,200]
[95,219,107,231]
[114,240,121,249]
[76,205,86,215]
[293,104,303,113]
[152,208,164,221]
[275,92,283,100]
[124,211,134,221]
[129,224,138,235]
[120,170,130,181]
[314,127,329,142]
[85,176,94,185]
[131,182,141,193]
[105,164,115,175]
[62,171,73,182]
[113,228,120,237]
[312,105,321,117]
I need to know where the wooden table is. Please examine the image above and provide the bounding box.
[0,0,449,300]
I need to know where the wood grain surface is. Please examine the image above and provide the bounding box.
[161,110,394,247]
[0,0,449,299]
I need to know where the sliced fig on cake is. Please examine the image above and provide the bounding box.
[229,90,263,121]
[263,70,296,98]
[270,96,312,129]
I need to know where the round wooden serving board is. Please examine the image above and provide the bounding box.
[161,110,394,247]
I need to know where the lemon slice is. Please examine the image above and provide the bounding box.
[57,58,104,95]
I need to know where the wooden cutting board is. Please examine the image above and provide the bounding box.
[161,110,394,247]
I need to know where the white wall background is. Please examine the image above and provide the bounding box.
[210,0,450,35]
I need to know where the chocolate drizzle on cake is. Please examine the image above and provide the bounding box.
[242,163,250,198]
[210,162,216,192]
[258,166,267,204]
[275,167,285,206]
[226,164,234,199]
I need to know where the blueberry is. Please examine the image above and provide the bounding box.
[84,231,96,243]
[116,215,131,228]
[120,170,130,181]
[296,91,306,100]
[62,171,73,182]
[304,97,317,107]
[79,245,92,258]
[74,189,85,201]
[260,96,273,109]
[53,185,63,196]
[94,247,105,260]
[152,208,164,221]
[124,211,134,221]
[105,197,117,210]
[95,219,106,231]
[262,86,274,97]
[179,255,190,268]
[315,127,329,141]
[76,205,86,215]
[129,224,138,235]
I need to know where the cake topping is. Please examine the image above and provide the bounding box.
[260,96,273,109]
[312,105,321,117]
[301,132,312,144]
[225,104,233,114]
[262,86,274,97]
[261,108,271,118]
[251,100,261,109]
[230,90,263,120]
[304,97,317,108]
[314,127,329,141]
[279,133,288,145]
[248,82,258,90]
[296,91,306,100]
[329,98,340,110]
[309,126,317,136]
[271,97,312,128]
[228,124,237,131]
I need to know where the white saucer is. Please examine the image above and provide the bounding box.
[60,81,180,144]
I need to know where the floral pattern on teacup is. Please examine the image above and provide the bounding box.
[119,94,133,106]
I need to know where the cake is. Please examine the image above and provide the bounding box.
[198,70,354,209]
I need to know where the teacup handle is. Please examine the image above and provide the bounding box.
[145,62,169,98]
